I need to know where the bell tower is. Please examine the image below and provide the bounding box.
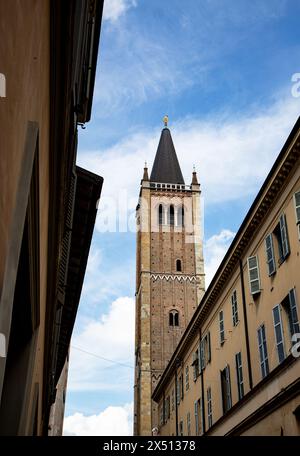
[133,117,205,436]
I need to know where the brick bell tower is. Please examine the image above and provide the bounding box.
[133,117,205,436]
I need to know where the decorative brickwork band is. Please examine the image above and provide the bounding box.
[151,274,197,283]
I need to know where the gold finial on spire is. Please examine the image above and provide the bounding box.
[163,115,169,127]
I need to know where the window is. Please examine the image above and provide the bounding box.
[176,377,180,405]
[194,399,201,435]
[247,255,261,295]
[265,233,276,276]
[185,365,189,391]
[257,324,269,379]
[294,191,300,222]
[187,412,191,436]
[272,305,285,363]
[219,311,225,345]
[159,404,164,426]
[176,259,182,272]
[231,290,239,326]
[168,205,175,225]
[294,191,300,239]
[171,389,174,411]
[200,332,211,370]
[169,309,179,327]
[165,396,170,421]
[207,387,213,428]
[235,352,244,400]
[177,206,185,227]
[199,397,204,435]
[180,373,184,400]
[221,365,232,413]
[273,214,290,263]
[192,349,200,380]
[282,288,300,339]
[158,204,163,225]
[179,420,184,436]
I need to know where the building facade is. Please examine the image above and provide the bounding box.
[134,120,205,435]
[0,0,104,435]
[152,117,300,436]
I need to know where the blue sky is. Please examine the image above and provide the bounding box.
[63,0,300,435]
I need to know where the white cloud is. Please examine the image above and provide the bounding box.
[68,296,135,392]
[103,0,136,23]
[204,229,236,286]
[79,245,135,308]
[96,0,291,115]
[64,402,133,436]
[78,96,300,232]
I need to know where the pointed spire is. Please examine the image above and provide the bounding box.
[150,118,184,184]
[143,161,149,181]
[192,165,199,185]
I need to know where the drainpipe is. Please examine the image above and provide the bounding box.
[239,259,253,389]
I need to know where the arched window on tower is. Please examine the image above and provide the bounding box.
[176,259,182,272]
[169,309,179,327]
[177,206,184,227]
[168,205,175,226]
[158,204,163,225]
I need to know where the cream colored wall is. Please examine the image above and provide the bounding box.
[208,360,300,435]
[201,267,249,427]
[157,162,300,436]
[241,396,300,436]
[0,0,50,435]
[243,172,300,388]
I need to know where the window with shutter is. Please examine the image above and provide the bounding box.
[231,290,239,326]
[265,234,276,276]
[180,374,184,400]
[294,191,300,239]
[159,404,164,426]
[166,396,170,420]
[185,365,189,391]
[192,350,199,380]
[171,389,174,411]
[219,311,225,344]
[200,339,205,370]
[273,214,290,263]
[247,255,261,295]
[221,365,232,413]
[179,420,184,436]
[294,191,300,222]
[187,412,191,436]
[176,378,180,405]
[257,324,269,379]
[207,387,213,428]
[272,305,285,363]
[281,288,300,348]
[194,401,199,436]
[235,352,244,400]
[207,331,211,362]
[279,214,290,259]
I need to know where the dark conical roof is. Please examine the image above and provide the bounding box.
[150,128,185,184]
